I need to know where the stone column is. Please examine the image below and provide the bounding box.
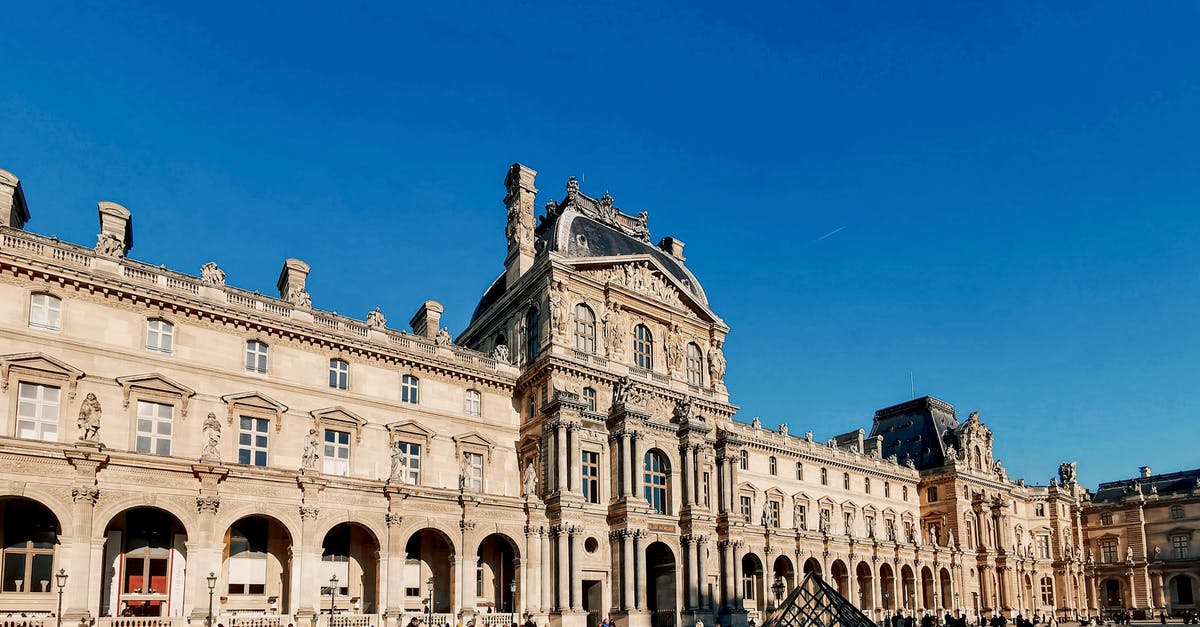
[630,434,641,499]
[557,528,569,611]
[693,448,702,506]
[525,527,540,614]
[721,541,734,610]
[297,505,322,624]
[687,536,699,610]
[569,425,581,496]
[622,533,635,611]
[385,514,405,619]
[731,543,742,610]
[556,424,568,493]
[65,485,99,619]
[618,434,629,498]
[871,564,881,615]
[570,529,583,611]
[847,566,858,611]
[540,530,551,613]
[680,536,694,610]
[697,539,709,610]
[635,533,647,610]
[681,445,693,508]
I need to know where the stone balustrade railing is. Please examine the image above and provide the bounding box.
[1,228,506,374]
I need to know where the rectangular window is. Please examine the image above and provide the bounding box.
[843,473,851,490]
[583,387,596,412]
[886,519,896,541]
[238,416,269,467]
[15,383,59,442]
[464,390,481,417]
[329,360,349,390]
[702,472,711,508]
[465,452,483,491]
[323,430,350,476]
[1170,505,1183,520]
[1099,539,1118,564]
[796,462,803,481]
[146,319,174,353]
[401,375,419,404]
[843,512,853,536]
[796,505,806,530]
[29,294,61,330]
[1040,578,1053,605]
[1036,535,1050,559]
[1035,503,1046,516]
[1171,534,1190,560]
[739,496,752,524]
[902,486,909,501]
[245,341,268,373]
[864,477,871,494]
[865,515,876,538]
[135,400,173,456]
[768,501,781,528]
[581,450,600,504]
[394,442,421,485]
[926,486,938,502]
[884,482,891,498]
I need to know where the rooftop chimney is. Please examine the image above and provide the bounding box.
[657,236,686,261]
[503,163,538,288]
[0,169,30,229]
[409,300,444,339]
[276,258,312,308]
[1140,466,1152,478]
[96,201,133,258]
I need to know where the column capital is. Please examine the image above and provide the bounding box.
[299,505,320,521]
[195,495,220,514]
[385,512,403,527]
[71,486,100,505]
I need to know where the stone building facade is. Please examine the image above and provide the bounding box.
[0,164,1193,627]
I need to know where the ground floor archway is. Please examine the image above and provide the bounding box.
[100,507,188,617]
[772,555,795,601]
[222,515,293,615]
[646,542,677,627]
[405,528,455,613]
[475,533,519,613]
[856,562,874,610]
[879,564,896,611]
[741,553,764,612]
[1169,575,1196,611]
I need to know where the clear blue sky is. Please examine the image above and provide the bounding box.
[3,2,1198,487]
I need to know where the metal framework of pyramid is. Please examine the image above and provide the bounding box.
[762,571,878,627]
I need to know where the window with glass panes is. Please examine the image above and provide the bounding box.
[329,359,349,390]
[886,518,896,541]
[1040,577,1053,605]
[581,450,600,504]
[524,307,539,362]
[1099,539,1118,563]
[884,481,891,498]
[820,468,828,485]
[1170,505,1184,520]
[768,501,781,528]
[323,430,350,476]
[227,517,268,595]
[464,390,481,417]
[740,450,748,469]
[632,325,653,369]
[135,401,173,456]
[238,417,269,466]
[28,294,61,330]
[740,496,752,523]
[393,442,420,485]
[574,305,596,354]
[702,472,711,508]
[583,387,596,412]
[1037,535,1050,558]
[796,462,804,480]
[146,319,174,353]
[864,477,871,493]
[643,451,668,514]
[686,343,703,385]
[245,340,268,373]
[401,375,419,404]
[796,505,807,530]
[843,472,851,490]
[1172,534,1190,560]
[15,383,59,442]
[1,500,56,593]
[769,456,777,475]
[1100,512,1113,525]
[464,452,483,491]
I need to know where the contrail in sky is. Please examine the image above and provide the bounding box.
[816,226,846,241]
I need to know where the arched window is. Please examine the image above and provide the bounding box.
[973,446,982,470]
[864,477,871,494]
[768,456,777,475]
[328,358,349,390]
[524,307,540,362]
[401,375,419,404]
[632,324,653,370]
[643,450,669,514]
[573,304,596,354]
[245,340,269,373]
[740,450,749,470]
[843,472,851,490]
[685,343,704,385]
[820,468,828,485]
[796,462,804,480]
[146,319,174,353]
[28,293,62,331]
[884,481,891,498]
[0,500,58,593]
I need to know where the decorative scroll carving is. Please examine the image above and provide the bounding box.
[72,486,100,504]
[200,262,226,286]
[77,393,102,442]
[299,505,320,521]
[385,513,403,527]
[196,495,221,514]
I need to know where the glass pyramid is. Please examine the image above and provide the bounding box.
[762,571,878,627]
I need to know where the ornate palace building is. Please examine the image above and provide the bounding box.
[0,164,1194,627]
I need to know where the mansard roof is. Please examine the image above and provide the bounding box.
[868,396,959,471]
[1091,468,1200,504]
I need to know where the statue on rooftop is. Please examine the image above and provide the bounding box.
[95,232,125,258]
[201,261,226,286]
[366,307,387,329]
[435,327,452,346]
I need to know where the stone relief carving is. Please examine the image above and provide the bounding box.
[612,376,644,407]
[201,412,222,461]
[389,445,404,482]
[366,307,387,329]
[603,302,628,357]
[196,495,220,514]
[665,324,685,374]
[567,181,652,243]
[588,262,684,309]
[549,280,570,338]
[1058,461,1077,485]
[301,428,320,471]
[672,397,696,423]
[200,261,226,286]
[491,344,510,363]
[435,327,452,346]
[77,393,102,442]
[285,286,312,309]
[708,339,727,385]
[72,486,100,504]
[95,232,125,258]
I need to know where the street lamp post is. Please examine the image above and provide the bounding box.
[771,576,785,610]
[426,577,434,626]
[55,569,68,627]
[954,593,960,615]
[509,580,516,614]
[207,572,218,627]
[330,575,339,616]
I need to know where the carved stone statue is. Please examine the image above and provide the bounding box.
[301,428,320,471]
[1058,461,1077,486]
[603,302,627,356]
[665,324,685,374]
[458,453,470,490]
[672,397,695,423]
[819,509,831,533]
[1126,546,1134,563]
[77,393,102,441]
[1154,545,1161,560]
[708,339,727,385]
[548,280,569,338]
[286,286,312,309]
[200,261,226,286]
[612,376,643,407]
[389,444,403,481]
[95,232,125,258]
[522,458,538,497]
[492,344,510,363]
[201,412,222,461]
[435,327,452,346]
[366,307,387,329]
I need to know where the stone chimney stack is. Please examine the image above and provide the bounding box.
[0,169,30,229]
[657,236,686,261]
[1140,466,1152,478]
[96,201,133,258]
[409,300,444,339]
[503,163,538,288]
[276,258,312,308]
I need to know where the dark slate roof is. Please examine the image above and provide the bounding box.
[868,396,960,470]
[1092,468,1200,504]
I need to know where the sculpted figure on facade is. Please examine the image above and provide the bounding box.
[366,307,387,329]
[603,302,627,356]
[522,457,538,497]
[665,324,685,374]
[1058,461,1077,486]
[301,428,320,471]
[672,396,695,423]
[548,280,570,338]
[95,231,125,258]
[200,261,226,286]
[77,393,102,442]
[612,376,644,408]
[435,327,452,346]
[794,503,805,530]
[492,343,510,363]
[201,412,222,461]
[286,286,312,309]
[708,339,727,385]
[389,444,403,482]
